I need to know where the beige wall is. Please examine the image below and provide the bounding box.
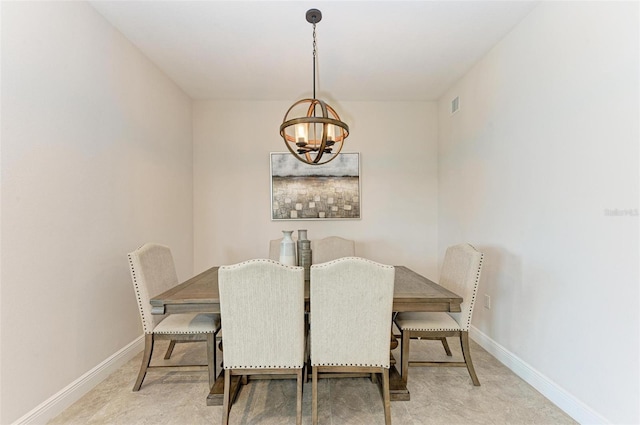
[437,2,639,423]
[1,2,193,423]
[193,101,439,278]
[4,1,637,424]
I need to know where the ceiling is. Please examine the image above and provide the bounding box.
[89,1,538,102]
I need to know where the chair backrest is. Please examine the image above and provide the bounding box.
[268,238,282,261]
[440,244,484,331]
[127,243,179,333]
[218,259,305,369]
[311,236,355,264]
[310,257,395,368]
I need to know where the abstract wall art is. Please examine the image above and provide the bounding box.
[270,152,361,220]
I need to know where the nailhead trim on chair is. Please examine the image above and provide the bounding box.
[402,326,460,331]
[220,258,302,270]
[463,246,484,331]
[310,256,395,270]
[312,362,390,367]
[223,364,301,369]
[127,251,152,334]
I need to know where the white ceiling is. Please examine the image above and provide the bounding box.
[89,1,538,101]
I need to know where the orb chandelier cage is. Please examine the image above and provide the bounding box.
[279,8,350,165]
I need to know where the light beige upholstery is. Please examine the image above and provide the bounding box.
[310,257,395,425]
[394,243,484,386]
[218,259,305,425]
[127,243,221,391]
[311,236,355,264]
[268,238,282,261]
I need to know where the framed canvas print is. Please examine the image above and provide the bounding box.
[270,152,361,220]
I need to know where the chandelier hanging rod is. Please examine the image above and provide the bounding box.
[279,8,349,166]
[306,9,321,99]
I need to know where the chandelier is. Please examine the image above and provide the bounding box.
[280,9,349,165]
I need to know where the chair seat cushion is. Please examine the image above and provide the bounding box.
[154,313,220,334]
[395,312,461,331]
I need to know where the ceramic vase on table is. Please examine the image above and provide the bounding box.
[279,230,297,266]
[298,240,312,281]
[297,229,308,262]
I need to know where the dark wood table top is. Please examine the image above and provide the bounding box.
[150,265,462,315]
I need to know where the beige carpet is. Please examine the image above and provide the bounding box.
[49,337,575,424]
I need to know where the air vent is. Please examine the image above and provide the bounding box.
[451,96,460,114]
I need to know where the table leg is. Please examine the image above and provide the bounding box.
[388,361,410,401]
[207,369,241,406]
[207,338,242,406]
[389,325,409,401]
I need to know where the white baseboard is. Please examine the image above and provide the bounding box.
[469,326,608,425]
[12,336,144,425]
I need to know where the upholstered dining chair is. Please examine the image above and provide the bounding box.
[127,243,221,391]
[268,238,282,261]
[218,259,305,425]
[310,257,395,425]
[311,236,355,264]
[394,243,484,386]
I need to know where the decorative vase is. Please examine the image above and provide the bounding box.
[297,229,307,261]
[279,230,297,266]
[299,240,312,281]
[296,229,311,280]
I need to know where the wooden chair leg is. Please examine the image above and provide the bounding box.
[222,369,231,425]
[164,340,177,359]
[460,331,480,386]
[207,333,216,388]
[133,334,154,391]
[296,369,303,425]
[312,367,318,425]
[304,317,310,384]
[439,337,452,356]
[381,368,392,425]
[401,330,410,384]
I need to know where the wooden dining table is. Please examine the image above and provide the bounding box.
[150,265,462,405]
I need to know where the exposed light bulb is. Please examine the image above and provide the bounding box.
[327,124,335,142]
[295,124,307,146]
